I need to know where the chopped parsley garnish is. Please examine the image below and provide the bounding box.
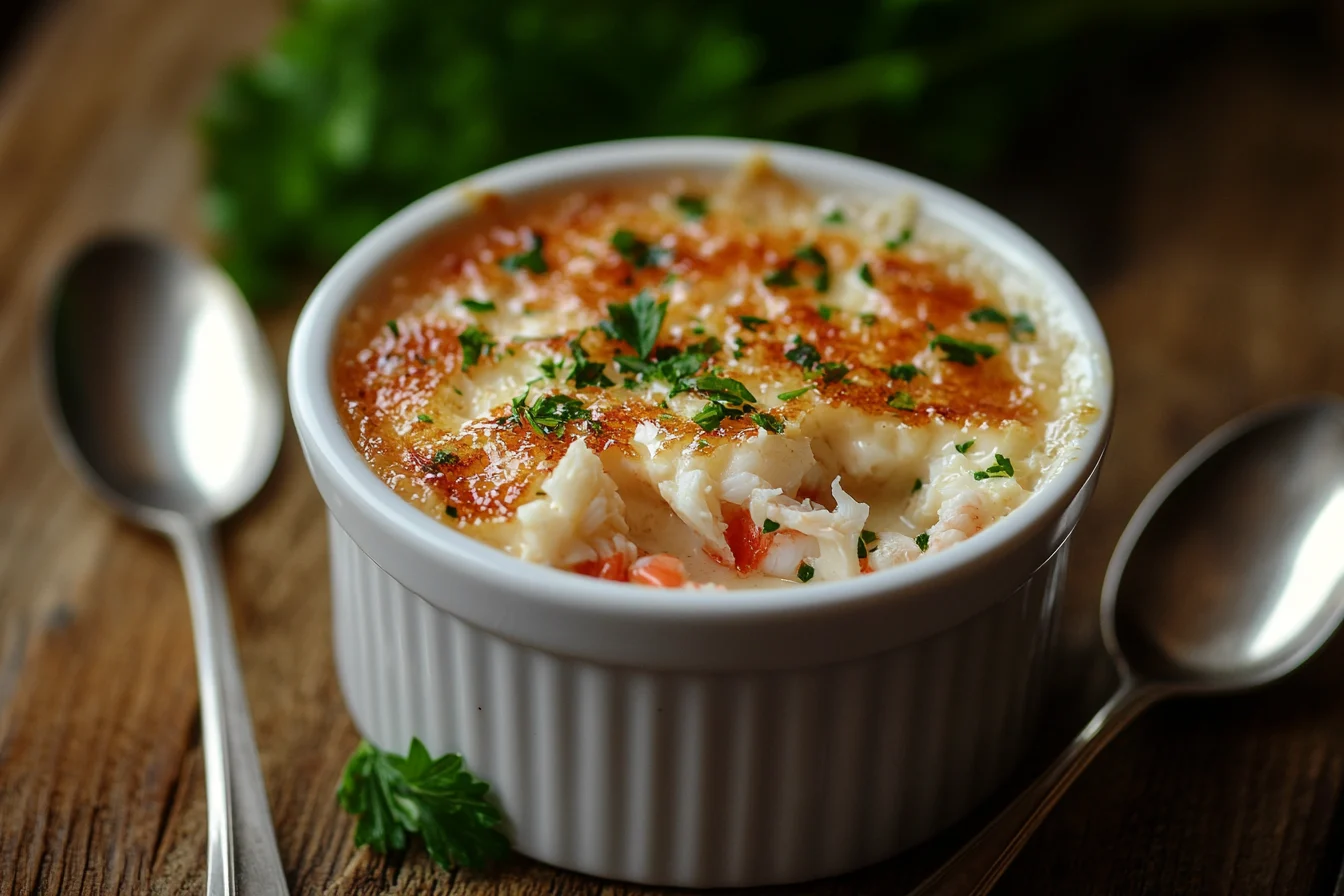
[955,439,975,454]
[614,338,719,389]
[538,357,564,379]
[973,453,1016,480]
[858,262,875,287]
[417,413,434,424]
[762,519,780,533]
[888,363,923,382]
[861,529,878,545]
[739,315,769,331]
[565,334,614,389]
[693,401,726,432]
[610,229,670,269]
[432,450,458,465]
[386,320,400,337]
[818,304,836,321]
[797,562,815,583]
[688,375,756,405]
[816,361,849,383]
[461,298,496,313]
[823,209,846,224]
[778,386,815,401]
[968,306,1008,324]
[886,227,914,250]
[930,333,997,366]
[915,532,930,552]
[763,265,799,288]
[337,737,508,872]
[887,391,917,411]
[458,325,496,370]
[694,439,709,450]
[675,194,707,220]
[600,289,667,359]
[1010,313,1037,341]
[445,506,458,518]
[785,336,822,370]
[499,231,547,274]
[750,411,785,434]
[794,243,830,292]
[505,386,591,437]
[860,313,877,326]
[912,477,923,493]
[857,537,868,559]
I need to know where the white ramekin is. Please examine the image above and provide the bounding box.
[289,138,1113,888]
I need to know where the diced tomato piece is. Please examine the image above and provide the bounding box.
[629,554,687,588]
[573,553,629,581]
[723,504,770,573]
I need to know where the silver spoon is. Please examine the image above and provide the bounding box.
[40,235,290,896]
[914,397,1344,895]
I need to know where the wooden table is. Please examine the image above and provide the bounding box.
[2,1,1343,893]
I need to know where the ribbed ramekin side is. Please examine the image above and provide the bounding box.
[329,516,1064,887]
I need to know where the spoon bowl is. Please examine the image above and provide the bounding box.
[45,236,282,527]
[40,234,290,896]
[1104,399,1344,691]
[915,396,1344,896]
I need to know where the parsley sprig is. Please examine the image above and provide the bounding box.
[337,738,509,871]
[600,289,667,359]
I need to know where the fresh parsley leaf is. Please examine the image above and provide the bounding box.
[445,506,458,518]
[763,264,799,288]
[688,374,756,405]
[739,315,769,331]
[417,413,434,423]
[432,450,457,465]
[973,453,1016,480]
[778,386,814,400]
[538,357,564,379]
[930,333,997,365]
[565,335,614,389]
[600,289,667,359]
[887,391,917,411]
[386,320,400,337]
[955,439,975,454]
[762,519,780,533]
[693,401,726,432]
[857,537,868,559]
[337,738,509,871]
[694,439,708,449]
[886,227,914,250]
[823,209,845,224]
[500,231,547,274]
[888,363,923,382]
[750,411,785,433]
[815,361,849,383]
[1010,313,1037,341]
[968,306,1008,324]
[505,385,591,436]
[794,243,830,292]
[858,262,875,287]
[459,325,496,370]
[461,298,496,313]
[611,229,670,269]
[818,304,836,321]
[675,194,707,220]
[797,562,815,582]
[785,336,822,370]
[912,477,922,493]
[915,532,930,552]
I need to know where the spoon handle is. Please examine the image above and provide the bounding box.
[171,521,290,896]
[909,680,1161,896]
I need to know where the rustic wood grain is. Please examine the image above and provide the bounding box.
[1,1,1342,893]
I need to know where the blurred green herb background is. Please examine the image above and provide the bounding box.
[202,0,1290,303]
